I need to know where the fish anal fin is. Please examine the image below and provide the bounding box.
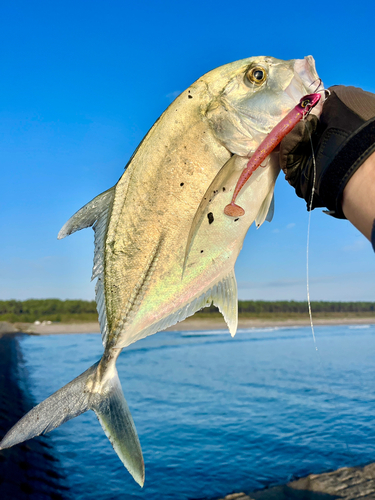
[125,271,238,346]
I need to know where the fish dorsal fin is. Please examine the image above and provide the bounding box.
[132,270,238,341]
[92,199,114,346]
[255,189,274,228]
[58,187,115,347]
[58,187,115,239]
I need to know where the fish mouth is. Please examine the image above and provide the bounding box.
[285,56,324,117]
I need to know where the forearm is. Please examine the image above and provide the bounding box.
[341,151,375,241]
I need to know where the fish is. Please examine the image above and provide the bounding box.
[0,55,323,486]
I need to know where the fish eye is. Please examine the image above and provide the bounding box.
[246,66,267,85]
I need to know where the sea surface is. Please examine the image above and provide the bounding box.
[15,324,375,499]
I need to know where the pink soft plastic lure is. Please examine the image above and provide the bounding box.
[224,93,321,217]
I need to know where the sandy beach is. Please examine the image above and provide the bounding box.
[9,315,375,335]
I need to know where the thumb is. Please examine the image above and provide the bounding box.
[279,114,318,173]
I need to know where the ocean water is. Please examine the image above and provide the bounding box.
[16,324,375,499]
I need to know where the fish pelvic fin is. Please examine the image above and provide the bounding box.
[0,360,145,487]
[255,188,275,228]
[213,270,238,337]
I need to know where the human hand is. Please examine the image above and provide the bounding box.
[279,86,375,218]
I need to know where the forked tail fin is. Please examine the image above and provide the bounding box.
[0,361,145,486]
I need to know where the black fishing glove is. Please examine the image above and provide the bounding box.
[279,86,375,218]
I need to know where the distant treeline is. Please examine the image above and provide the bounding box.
[199,301,375,316]
[0,299,98,323]
[0,299,375,323]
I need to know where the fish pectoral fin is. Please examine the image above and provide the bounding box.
[255,189,275,228]
[183,155,238,272]
[212,270,238,337]
[0,358,145,487]
[58,186,115,239]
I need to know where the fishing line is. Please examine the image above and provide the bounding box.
[305,119,352,455]
[306,131,317,351]
[305,88,332,349]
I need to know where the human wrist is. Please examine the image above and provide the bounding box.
[319,115,375,218]
[341,151,375,241]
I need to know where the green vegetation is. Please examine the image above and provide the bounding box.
[197,300,375,320]
[0,299,98,323]
[1,299,375,324]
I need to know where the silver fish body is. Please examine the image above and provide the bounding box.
[0,56,323,485]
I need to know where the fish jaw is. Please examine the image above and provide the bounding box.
[205,56,324,157]
[286,56,324,117]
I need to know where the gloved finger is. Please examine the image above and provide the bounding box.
[279,114,318,173]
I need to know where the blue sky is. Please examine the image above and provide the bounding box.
[1,0,374,302]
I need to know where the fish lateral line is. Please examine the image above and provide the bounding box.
[224,93,321,218]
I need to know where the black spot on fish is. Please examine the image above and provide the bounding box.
[180,182,184,186]
[234,218,239,222]
[223,187,226,191]
[213,190,218,194]
[188,95,193,99]
[207,212,214,224]
[201,250,204,253]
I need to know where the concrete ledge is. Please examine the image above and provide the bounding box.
[218,463,375,499]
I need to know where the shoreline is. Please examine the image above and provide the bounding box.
[8,315,375,335]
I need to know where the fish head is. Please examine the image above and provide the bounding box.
[204,55,323,156]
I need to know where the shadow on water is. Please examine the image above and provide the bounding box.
[0,333,69,500]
